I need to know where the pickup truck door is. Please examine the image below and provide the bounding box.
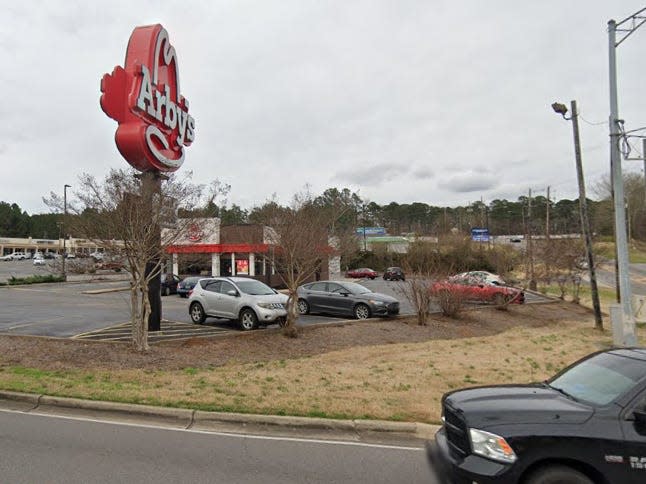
[617,391,646,483]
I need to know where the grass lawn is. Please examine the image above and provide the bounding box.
[0,302,635,424]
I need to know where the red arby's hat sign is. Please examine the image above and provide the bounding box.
[100,24,195,172]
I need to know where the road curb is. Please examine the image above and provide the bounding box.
[37,395,194,423]
[81,287,130,294]
[0,390,440,438]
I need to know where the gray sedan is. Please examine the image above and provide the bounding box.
[297,280,400,319]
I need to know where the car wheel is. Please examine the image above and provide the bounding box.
[277,317,287,328]
[354,303,371,320]
[526,465,593,484]
[239,308,258,331]
[370,276,376,280]
[189,302,206,324]
[163,286,170,297]
[297,298,310,315]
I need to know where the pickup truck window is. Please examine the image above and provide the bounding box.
[549,351,646,406]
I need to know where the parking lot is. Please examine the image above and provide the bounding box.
[0,259,417,340]
[0,259,546,341]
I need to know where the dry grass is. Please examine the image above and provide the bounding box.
[1,301,637,424]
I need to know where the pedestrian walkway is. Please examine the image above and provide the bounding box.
[74,320,233,343]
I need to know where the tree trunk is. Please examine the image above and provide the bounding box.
[283,292,299,338]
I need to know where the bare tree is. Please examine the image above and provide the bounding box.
[45,169,223,351]
[254,191,352,337]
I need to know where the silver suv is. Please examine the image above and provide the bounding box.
[188,277,288,331]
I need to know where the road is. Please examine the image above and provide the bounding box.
[595,262,646,296]
[0,408,436,484]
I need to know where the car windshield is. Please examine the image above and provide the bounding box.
[341,282,372,295]
[548,351,646,406]
[235,279,275,295]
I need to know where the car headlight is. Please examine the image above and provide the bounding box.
[469,428,517,464]
[369,299,385,305]
[258,302,284,309]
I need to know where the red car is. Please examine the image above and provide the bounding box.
[430,273,524,305]
[346,267,378,279]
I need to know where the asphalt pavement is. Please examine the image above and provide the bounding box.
[0,391,438,484]
[0,260,549,340]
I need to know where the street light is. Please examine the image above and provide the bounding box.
[551,100,603,330]
[607,9,646,345]
[62,184,71,279]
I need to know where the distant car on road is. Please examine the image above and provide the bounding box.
[0,254,14,261]
[431,272,524,305]
[10,252,27,260]
[346,267,378,279]
[188,277,287,330]
[32,257,46,266]
[177,276,201,298]
[383,267,405,281]
[297,280,399,319]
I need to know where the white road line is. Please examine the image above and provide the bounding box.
[0,407,424,452]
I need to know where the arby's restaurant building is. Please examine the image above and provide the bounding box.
[166,220,336,287]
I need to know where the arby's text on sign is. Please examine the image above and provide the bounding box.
[100,24,195,173]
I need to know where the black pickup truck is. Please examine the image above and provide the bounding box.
[427,348,646,484]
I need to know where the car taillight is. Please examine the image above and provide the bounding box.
[188,289,194,298]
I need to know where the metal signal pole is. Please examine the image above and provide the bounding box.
[607,11,646,345]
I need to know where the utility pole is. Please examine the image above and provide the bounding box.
[570,101,603,329]
[545,186,551,280]
[527,188,536,290]
[62,184,71,280]
[552,101,604,329]
[545,186,551,241]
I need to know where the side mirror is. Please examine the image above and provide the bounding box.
[634,409,646,424]
[340,291,350,297]
[226,290,238,297]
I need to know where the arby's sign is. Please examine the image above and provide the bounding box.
[100,24,194,172]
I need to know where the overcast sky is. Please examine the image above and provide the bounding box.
[3,1,646,214]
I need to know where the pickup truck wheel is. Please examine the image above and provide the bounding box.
[239,308,258,331]
[526,465,593,484]
[189,302,206,324]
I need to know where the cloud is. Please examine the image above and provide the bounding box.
[442,171,499,193]
[332,162,411,186]
[412,167,434,179]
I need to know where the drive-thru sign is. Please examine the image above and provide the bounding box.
[100,24,195,172]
